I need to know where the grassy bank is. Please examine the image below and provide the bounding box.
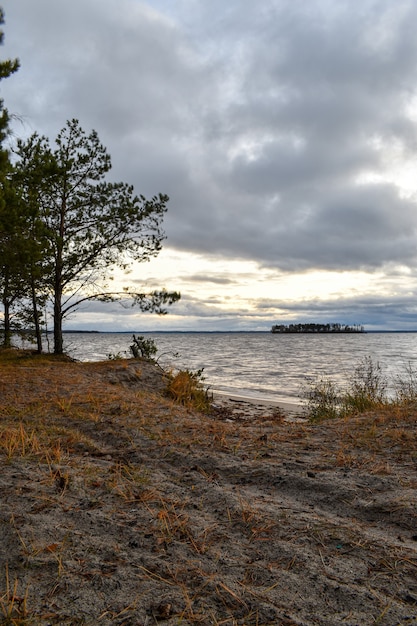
[0,350,416,625]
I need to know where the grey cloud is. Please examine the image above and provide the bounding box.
[66,289,417,332]
[255,293,417,331]
[186,274,234,285]
[166,294,245,319]
[228,139,377,195]
[3,0,417,276]
[165,1,417,271]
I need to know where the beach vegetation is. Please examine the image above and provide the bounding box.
[345,355,387,411]
[304,377,341,421]
[107,351,127,360]
[393,361,417,405]
[166,367,212,412]
[129,334,158,360]
[304,356,387,420]
[304,355,417,420]
[108,335,212,412]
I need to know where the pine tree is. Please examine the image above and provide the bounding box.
[0,7,19,182]
[15,120,180,354]
[0,7,20,347]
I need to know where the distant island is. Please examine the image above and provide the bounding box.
[271,323,365,334]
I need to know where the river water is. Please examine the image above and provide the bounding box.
[55,331,417,405]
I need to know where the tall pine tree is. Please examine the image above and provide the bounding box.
[0,7,20,347]
[15,121,180,354]
[0,8,19,175]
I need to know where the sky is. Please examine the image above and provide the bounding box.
[2,0,417,331]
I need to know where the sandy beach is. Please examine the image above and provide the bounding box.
[0,354,416,625]
[212,391,305,422]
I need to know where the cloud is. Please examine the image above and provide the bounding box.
[3,0,417,329]
[65,287,417,332]
[186,274,234,285]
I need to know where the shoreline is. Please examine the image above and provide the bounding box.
[212,389,306,420]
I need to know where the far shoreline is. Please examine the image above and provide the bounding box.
[60,328,417,333]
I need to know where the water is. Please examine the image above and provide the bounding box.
[58,331,417,405]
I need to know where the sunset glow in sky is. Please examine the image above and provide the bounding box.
[3,0,417,331]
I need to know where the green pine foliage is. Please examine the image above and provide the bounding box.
[11,120,180,354]
[0,7,20,347]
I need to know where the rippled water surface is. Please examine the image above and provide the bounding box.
[63,332,417,404]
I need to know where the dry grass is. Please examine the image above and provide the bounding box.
[166,368,212,412]
[0,565,30,626]
[0,349,416,625]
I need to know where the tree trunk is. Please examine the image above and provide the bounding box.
[54,195,66,355]
[2,296,11,348]
[2,271,11,348]
[53,280,63,354]
[30,276,42,353]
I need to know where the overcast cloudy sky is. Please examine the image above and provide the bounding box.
[2,0,417,331]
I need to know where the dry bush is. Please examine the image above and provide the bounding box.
[166,368,212,412]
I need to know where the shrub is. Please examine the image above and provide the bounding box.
[107,351,127,360]
[304,356,388,421]
[129,335,158,360]
[166,368,212,413]
[344,356,387,412]
[304,377,341,421]
[394,362,417,406]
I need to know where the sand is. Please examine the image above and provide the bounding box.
[212,391,304,423]
[0,355,416,625]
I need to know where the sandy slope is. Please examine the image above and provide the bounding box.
[0,355,416,625]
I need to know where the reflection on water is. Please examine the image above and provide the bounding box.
[62,332,417,404]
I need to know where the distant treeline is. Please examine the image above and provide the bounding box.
[271,323,365,334]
